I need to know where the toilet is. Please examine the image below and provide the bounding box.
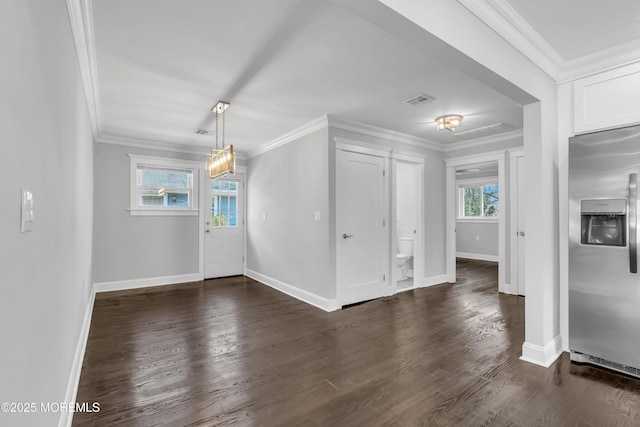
[396,236,414,279]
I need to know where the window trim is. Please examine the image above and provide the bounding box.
[128,154,201,216]
[457,177,499,220]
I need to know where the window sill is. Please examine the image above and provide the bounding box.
[456,218,499,224]
[127,208,199,217]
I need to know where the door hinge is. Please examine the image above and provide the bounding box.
[383,169,386,177]
[383,274,386,282]
[383,219,386,227]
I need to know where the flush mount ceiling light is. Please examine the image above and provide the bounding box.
[207,100,236,180]
[435,114,463,131]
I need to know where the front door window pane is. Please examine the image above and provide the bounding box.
[212,180,238,227]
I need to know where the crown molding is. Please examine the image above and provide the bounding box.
[327,115,445,151]
[444,129,523,152]
[96,134,207,155]
[66,0,101,137]
[95,134,248,159]
[457,0,563,80]
[558,40,640,83]
[458,0,640,84]
[248,116,329,158]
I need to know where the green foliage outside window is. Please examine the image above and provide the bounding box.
[212,212,228,226]
[464,187,481,216]
[462,184,499,218]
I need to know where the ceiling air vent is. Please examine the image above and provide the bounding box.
[404,93,435,106]
[195,128,211,135]
[454,123,514,140]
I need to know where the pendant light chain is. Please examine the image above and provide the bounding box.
[215,108,219,150]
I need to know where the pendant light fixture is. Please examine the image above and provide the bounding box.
[208,100,236,180]
[435,114,463,131]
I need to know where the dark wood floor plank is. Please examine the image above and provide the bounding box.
[73,260,640,426]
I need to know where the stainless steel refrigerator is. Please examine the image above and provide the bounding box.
[569,124,640,378]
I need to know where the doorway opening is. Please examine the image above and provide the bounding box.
[445,153,507,292]
[393,160,422,291]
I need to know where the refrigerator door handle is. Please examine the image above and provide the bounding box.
[630,173,637,274]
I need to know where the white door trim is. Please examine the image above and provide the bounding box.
[445,151,508,290]
[509,151,525,295]
[335,137,392,158]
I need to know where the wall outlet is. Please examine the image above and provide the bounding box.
[314,211,321,222]
[475,235,480,240]
[262,211,266,221]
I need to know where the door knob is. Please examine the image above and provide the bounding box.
[519,231,525,236]
[206,230,210,233]
[342,233,353,239]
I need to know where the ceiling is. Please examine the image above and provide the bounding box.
[89,0,640,155]
[504,0,640,61]
[91,0,524,154]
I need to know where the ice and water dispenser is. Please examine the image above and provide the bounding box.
[580,199,627,247]
[580,199,627,246]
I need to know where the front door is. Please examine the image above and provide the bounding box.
[204,175,244,278]
[336,149,388,305]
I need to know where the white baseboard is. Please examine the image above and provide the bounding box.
[94,273,201,293]
[456,252,499,262]
[58,285,96,427]
[520,335,564,367]
[245,269,339,312]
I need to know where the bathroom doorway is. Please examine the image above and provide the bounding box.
[393,158,423,292]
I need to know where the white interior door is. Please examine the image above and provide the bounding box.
[516,156,526,296]
[336,149,388,305]
[204,175,244,279]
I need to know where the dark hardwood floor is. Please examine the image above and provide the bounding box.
[74,259,640,426]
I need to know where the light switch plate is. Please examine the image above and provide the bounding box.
[314,211,321,222]
[21,189,34,233]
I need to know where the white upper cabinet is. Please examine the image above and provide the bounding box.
[573,62,640,134]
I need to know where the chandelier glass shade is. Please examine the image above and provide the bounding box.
[208,144,235,180]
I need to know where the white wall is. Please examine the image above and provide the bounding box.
[246,128,333,299]
[456,221,499,259]
[92,143,203,284]
[0,0,94,425]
